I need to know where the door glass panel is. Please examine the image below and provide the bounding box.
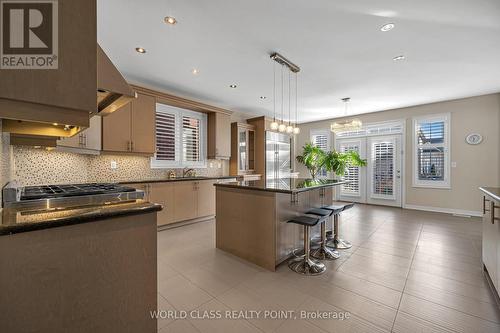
[248,130,255,170]
[372,141,394,197]
[238,130,246,171]
[340,143,360,196]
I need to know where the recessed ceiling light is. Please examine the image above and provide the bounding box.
[380,23,395,32]
[260,96,266,100]
[135,47,146,54]
[393,55,405,61]
[192,68,199,75]
[164,16,177,25]
[229,84,237,88]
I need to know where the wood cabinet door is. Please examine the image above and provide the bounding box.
[173,181,197,222]
[131,93,156,154]
[84,115,102,150]
[56,132,82,149]
[216,113,231,158]
[197,181,216,217]
[483,197,497,289]
[149,183,175,226]
[102,103,132,152]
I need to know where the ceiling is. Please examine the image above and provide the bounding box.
[98,0,500,123]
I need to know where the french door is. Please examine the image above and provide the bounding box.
[337,135,402,207]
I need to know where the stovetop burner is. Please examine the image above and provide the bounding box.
[21,183,136,200]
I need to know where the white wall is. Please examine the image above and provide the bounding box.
[294,93,500,214]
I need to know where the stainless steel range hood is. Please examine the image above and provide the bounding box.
[97,45,136,115]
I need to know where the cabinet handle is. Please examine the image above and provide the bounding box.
[83,135,87,147]
[127,141,131,151]
[491,201,500,224]
[131,141,134,151]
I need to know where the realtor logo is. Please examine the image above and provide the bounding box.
[1,0,58,69]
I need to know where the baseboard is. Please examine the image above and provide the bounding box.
[403,204,482,217]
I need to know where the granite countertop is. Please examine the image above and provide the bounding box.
[119,176,237,184]
[480,187,500,202]
[0,200,162,236]
[214,178,348,194]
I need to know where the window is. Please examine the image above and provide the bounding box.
[310,130,330,178]
[412,113,450,188]
[339,141,360,195]
[151,103,207,168]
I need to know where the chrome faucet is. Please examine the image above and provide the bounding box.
[182,168,195,177]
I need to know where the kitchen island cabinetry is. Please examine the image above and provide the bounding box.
[480,187,500,301]
[215,179,346,271]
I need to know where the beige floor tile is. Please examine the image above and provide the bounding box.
[275,318,328,333]
[399,294,500,333]
[338,260,407,291]
[321,270,402,308]
[188,299,261,333]
[159,319,200,333]
[159,275,213,312]
[392,311,455,333]
[305,279,397,330]
[216,285,292,332]
[353,247,413,268]
[410,261,487,287]
[404,278,500,323]
[157,293,176,330]
[298,296,389,333]
[406,269,495,304]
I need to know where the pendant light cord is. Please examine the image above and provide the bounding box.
[295,72,298,127]
[273,61,276,122]
[281,64,284,124]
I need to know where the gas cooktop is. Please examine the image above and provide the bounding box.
[21,183,135,200]
[2,182,144,210]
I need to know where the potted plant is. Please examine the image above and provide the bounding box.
[296,143,366,179]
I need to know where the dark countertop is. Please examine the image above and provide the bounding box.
[214,178,348,194]
[480,187,500,202]
[0,200,162,236]
[119,176,237,185]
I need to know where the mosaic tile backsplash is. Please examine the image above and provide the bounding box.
[12,146,228,186]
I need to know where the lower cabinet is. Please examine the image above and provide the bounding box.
[125,180,216,227]
[482,194,500,295]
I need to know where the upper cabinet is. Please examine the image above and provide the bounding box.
[230,123,255,175]
[102,92,156,154]
[57,116,102,153]
[0,0,97,136]
[208,112,231,159]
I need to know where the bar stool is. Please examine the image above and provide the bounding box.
[322,202,355,250]
[306,208,340,260]
[287,215,327,275]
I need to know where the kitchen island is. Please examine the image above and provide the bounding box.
[0,197,161,333]
[214,178,346,271]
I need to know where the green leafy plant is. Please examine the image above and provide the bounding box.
[296,142,367,179]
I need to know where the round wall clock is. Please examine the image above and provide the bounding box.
[465,133,483,145]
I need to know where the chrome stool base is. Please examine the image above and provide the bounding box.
[311,246,340,260]
[288,256,326,275]
[326,238,352,250]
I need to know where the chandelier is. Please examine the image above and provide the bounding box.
[269,53,300,135]
[330,97,362,133]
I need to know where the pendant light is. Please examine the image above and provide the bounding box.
[270,61,279,130]
[293,72,300,134]
[330,98,362,133]
[278,64,287,132]
[286,70,294,134]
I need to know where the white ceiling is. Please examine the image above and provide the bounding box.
[98,0,500,123]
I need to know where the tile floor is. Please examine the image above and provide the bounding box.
[156,204,500,333]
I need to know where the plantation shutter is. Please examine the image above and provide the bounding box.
[182,116,201,162]
[155,111,177,161]
[416,120,445,181]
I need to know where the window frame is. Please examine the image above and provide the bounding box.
[412,113,451,189]
[151,103,207,169]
